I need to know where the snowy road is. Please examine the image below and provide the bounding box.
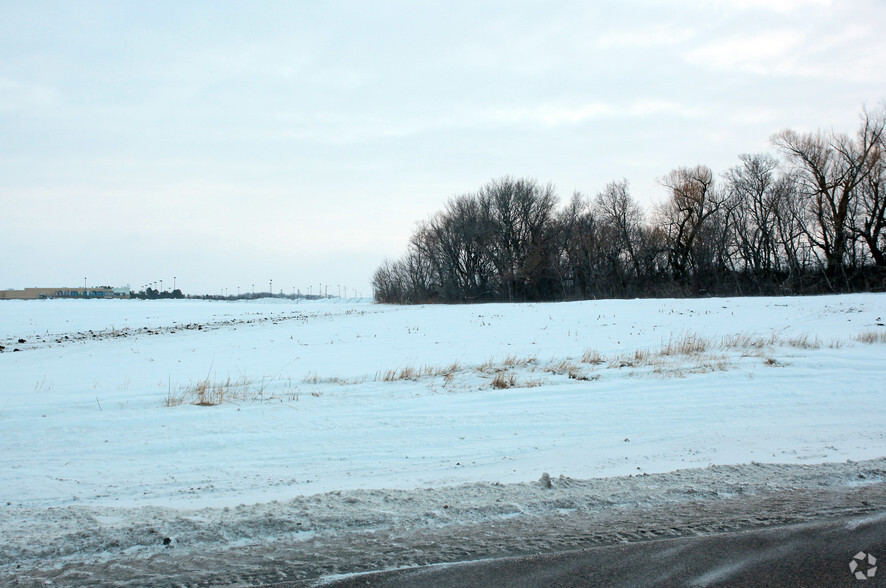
[316,508,886,588]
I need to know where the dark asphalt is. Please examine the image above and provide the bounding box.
[311,512,886,587]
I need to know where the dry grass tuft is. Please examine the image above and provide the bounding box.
[503,354,537,368]
[304,373,350,385]
[478,358,497,374]
[491,372,517,389]
[376,361,464,383]
[521,378,546,388]
[502,354,520,367]
[691,354,729,372]
[477,355,536,375]
[786,333,821,349]
[435,361,461,376]
[567,367,597,381]
[489,372,546,389]
[164,389,187,407]
[606,349,651,369]
[580,348,604,364]
[543,359,599,382]
[397,365,421,380]
[377,365,423,381]
[544,359,575,374]
[377,368,397,382]
[855,330,886,344]
[165,376,254,407]
[719,333,775,350]
[607,356,634,369]
[660,333,709,356]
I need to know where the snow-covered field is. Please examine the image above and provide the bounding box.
[1,294,885,585]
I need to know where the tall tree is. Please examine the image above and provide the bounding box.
[853,110,886,266]
[655,165,723,283]
[594,179,645,282]
[476,177,559,301]
[772,109,885,280]
[724,153,784,279]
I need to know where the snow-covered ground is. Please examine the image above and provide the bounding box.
[1,294,885,584]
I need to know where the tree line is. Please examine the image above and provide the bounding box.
[132,288,185,300]
[373,106,886,304]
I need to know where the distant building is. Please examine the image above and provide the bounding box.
[0,286,131,300]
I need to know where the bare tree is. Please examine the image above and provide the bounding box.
[372,259,408,303]
[556,192,607,297]
[852,110,886,266]
[772,109,885,280]
[655,165,723,283]
[477,177,559,301]
[768,172,810,283]
[594,179,645,282]
[416,195,495,300]
[723,153,791,287]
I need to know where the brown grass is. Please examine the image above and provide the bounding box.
[377,361,463,382]
[606,348,651,369]
[521,378,546,387]
[567,367,597,381]
[478,358,497,374]
[544,359,574,374]
[691,355,729,372]
[491,372,517,389]
[719,333,776,350]
[855,330,886,344]
[660,333,709,356]
[785,333,821,349]
[165,376,254,407]
[377,365,422,381]
[304,373,352,385]
[435,361,461,376]
[490,371,546,389]
[580,348,604,364]
[477,355,536,375]
[502,354,520,367]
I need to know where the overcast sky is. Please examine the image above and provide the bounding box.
[2,0,884,296]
